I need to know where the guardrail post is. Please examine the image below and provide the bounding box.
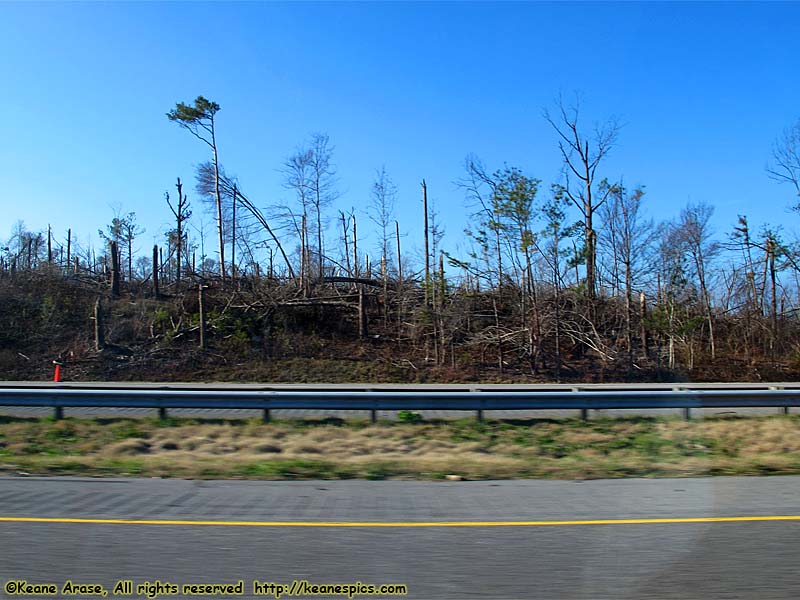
[574,387,587,420]
[675,387,690,420]
[53,406,63,420]
[366,388,377,424]
[770,386,788,415]
[158,407,168,420]
[473,389,483,422]
[262,409,271,423]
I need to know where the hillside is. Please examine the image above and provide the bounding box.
[1,269,796,384]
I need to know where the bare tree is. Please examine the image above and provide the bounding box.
[544,96,620,302]
[120,213,144,283]
[282,147,314,283]
[198,161,294,278]
[598,182,655,367]
[731,223,792,358]
[369,167,397,322]
[459,158,505,288]
[768,119,800,201]
[653,223,692,370]
[674,202,720,360]
[423,179,432,304]
[7,221,45,271]
[307,133,338,279]
[369,166,397,271]
[166,178,191,285]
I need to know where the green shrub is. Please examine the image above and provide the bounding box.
[397,410,423,424]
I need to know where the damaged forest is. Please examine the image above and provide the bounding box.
[2,96,800,384]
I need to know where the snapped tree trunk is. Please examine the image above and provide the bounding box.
[341,212,352,277]
[381,254,388,325]
[422,180,430,306]
[585,210,596,302]
[352,214,359,291]
[128,236,133,283]
[231,184,237,280]
[198,284,207,350]
[109,241,120,297]
[640,291,649,359]
[395,220,403,335]
[358,286,368,338]
[175,178,183,286]
[625,257,633,372]
[152,245,160,298]
[300,213,308,296]
[768,238,778,359]
[94,298,105,351]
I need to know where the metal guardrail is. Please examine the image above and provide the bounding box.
[0,386,798,421]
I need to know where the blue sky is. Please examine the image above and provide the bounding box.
[1,1,798,264]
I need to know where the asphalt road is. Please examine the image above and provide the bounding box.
[1,476,800,599]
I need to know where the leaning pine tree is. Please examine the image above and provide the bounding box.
[167,96,226,278]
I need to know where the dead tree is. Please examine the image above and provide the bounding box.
[352,214,359,279]
[166,178,192,285]
[231,184,237,279]
[369,167,397,324]
[120,213,143,283]
[340,211,352,277]
[358,286,368,338]
[308,133,338,279]
[675,202,719,360]
[109,241,120,297]
[94,298,105,351]
[152,245,160,298]
[640,291,649,358]
[598,183,654,366]
[545,97,619,303]
[422,180,431,306]
[767,236,778,358]
[196,169,295,278]
[768,119,800,199]
[198,284,207,350]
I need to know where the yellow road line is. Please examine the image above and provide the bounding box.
[1,516,799,527]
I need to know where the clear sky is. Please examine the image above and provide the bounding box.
[1,1,799,264]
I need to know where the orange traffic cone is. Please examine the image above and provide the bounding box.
[53,362,62,382]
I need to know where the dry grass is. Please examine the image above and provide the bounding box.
[2,415,800,479]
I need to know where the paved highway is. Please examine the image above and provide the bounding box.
[1,476,799,598]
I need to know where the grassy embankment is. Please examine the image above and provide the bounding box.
[2,414,800,480]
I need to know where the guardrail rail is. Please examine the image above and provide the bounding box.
[0,384,798,421]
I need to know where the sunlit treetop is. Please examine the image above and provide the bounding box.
[166,96,220,147]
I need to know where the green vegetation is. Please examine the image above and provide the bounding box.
[397,410,423,424]
[2,414,800,480]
